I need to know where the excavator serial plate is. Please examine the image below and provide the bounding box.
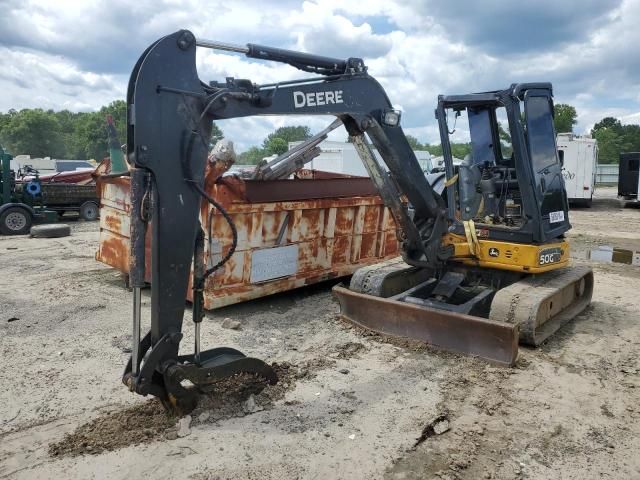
[333,285,520,365]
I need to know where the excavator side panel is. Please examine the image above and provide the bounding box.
[444,235,571,274]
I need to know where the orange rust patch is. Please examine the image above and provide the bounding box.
[297,241,321,273]
[332,236,352,265]
[297,209,322,241]
[384,231,400,256]
[334,208,355,236]
[362,206,380,234]
[360,232,378,259]
[104,214,122,233]
[98,236,129,273]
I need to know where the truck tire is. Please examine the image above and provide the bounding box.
[30,224,71,238]
[0,206,33,235]
[79,201,99,221]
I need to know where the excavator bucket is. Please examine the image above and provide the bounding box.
[334,261,593,365]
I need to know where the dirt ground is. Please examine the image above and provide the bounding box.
[1,187,639,480]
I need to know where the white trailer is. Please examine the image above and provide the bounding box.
[556,133,598,207]
[289,140,433,176]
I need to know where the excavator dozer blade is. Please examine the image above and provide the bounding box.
[490,264,594,346]
[333,285,520,366]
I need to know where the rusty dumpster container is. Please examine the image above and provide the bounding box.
[96,170,400,309]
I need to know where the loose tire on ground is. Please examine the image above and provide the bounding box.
[79,201,99,221]
[0,206,33,235]
[30,224,71,238]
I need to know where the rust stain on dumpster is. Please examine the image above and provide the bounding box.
[96,169,401,309]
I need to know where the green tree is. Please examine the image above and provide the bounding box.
[423,143,443,157]
[589,116,640,164]
[0,108,65,157]
[52,109,85,158]
[451,143,472,159]
[101,100,127,152]
[264,137,288,155]
[0,110,14,135]
[73,112,108,159]
[553,104,577,133]
[262,125,311,149]
[70,101,126,159]
[237,125,312,164]
[498,122,513,157]
[237,146,267,165]
[591,117,622,135]
[620,124,640,152]
[209,122,224,149]
[594,128,621,164]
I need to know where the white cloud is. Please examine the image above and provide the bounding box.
[283,1,394,57]
[0,47,124,111]
[1,0,639,149]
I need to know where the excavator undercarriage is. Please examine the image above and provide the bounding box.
[335,259,593,365]
[122,30,593,411]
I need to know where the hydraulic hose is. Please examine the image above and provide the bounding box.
[182,130,237,279]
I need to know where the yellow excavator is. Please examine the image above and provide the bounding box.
[120,30,593,411]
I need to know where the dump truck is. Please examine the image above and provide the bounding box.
[1,145,100,234]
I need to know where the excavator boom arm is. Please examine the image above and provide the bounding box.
[123,30,451,410]
[131,30,451,272]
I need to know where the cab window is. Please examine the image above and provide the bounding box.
[525,96,558,173]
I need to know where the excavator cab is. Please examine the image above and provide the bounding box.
[436,85,570,244]
[339,86,592,363]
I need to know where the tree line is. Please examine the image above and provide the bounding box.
[237,125,312,164]
[0,101,127,160]
[0,101,638,165]
[0,101,304,164]
[590,117,640,164]
[551,104,640,164]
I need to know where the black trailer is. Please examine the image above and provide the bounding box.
[618,152,640,203]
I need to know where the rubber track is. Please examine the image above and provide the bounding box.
[350,257,428,297]
[489,264,594,346]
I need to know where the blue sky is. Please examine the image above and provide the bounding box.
[1,0,639,151]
